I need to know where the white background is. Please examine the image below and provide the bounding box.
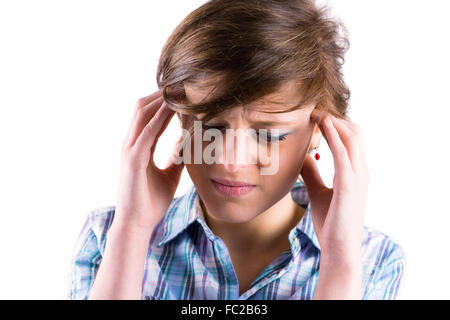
[0,0,448,299]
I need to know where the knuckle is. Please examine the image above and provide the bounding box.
[136,97,148,107]
[137,108,152,125]
[144,119,157,135]
[136,106,146,118]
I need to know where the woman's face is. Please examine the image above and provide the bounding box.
[182,81,318,223]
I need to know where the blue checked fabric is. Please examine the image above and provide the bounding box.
[67,178,406,300]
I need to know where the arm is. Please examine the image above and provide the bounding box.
[301,111,369,300]
[312,247,363,300]
[86,90,184,299]
[87,221,154,300]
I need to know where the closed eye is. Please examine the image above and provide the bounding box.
[202,125,289,143]
[254,130,289,143]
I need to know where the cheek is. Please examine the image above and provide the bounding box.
[277,145,301,170]
[186,164,205,177]
[185,163,213,189]
[276,138,309,172]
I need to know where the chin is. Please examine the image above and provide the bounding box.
[204,202,260,224]
[211,212,258,224]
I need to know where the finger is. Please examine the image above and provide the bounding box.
[327,117,367,173]
[123,90,163,148]
[311,109,367,173]
[300,153,327,194]
[132,89,163,119]
[126,96,164,149]
[320,116,353,174]
[133,101,173,160]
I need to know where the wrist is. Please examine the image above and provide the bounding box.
[320,243,362,266]
[89,219,153,300]
[107,220,155,243]
[314,250,363,300]
[319,255,363,278]
[321,253,362,269]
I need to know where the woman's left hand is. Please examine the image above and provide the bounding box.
[300,111,370,262]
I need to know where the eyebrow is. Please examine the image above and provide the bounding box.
[247,119,297,126]
[194,115,297,126]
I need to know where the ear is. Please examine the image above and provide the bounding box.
[309,123,322,149]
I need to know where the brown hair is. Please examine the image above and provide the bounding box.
[156,0,351,133]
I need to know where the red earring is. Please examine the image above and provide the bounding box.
[309,146,320,161]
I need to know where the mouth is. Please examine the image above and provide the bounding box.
[211,177,255,187]
[210,178,256,197]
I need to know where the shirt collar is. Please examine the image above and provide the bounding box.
[157,178,320,252]
[157,183,201,247]
[289,179,321,252]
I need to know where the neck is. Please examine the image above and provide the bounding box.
[200,191,305,255]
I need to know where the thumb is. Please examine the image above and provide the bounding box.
[300,153,326,195]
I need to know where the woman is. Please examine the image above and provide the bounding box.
[68,0,406,300]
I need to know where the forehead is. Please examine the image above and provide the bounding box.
[185,80,310,120]
[202,108,304,127]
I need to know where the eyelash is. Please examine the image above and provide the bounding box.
[201,125,288,143]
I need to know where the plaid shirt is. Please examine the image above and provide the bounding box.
[67,178,406,300]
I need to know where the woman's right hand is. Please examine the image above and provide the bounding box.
[112,89,185,234]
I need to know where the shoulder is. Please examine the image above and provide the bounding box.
[361,225,407,299]
[82,192,189,251]
[362,225,406,266]
[86,205,116,232]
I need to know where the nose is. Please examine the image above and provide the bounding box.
[217,128,258,172]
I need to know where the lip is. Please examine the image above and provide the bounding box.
[211,177,255,187]
[210,178,256,197]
